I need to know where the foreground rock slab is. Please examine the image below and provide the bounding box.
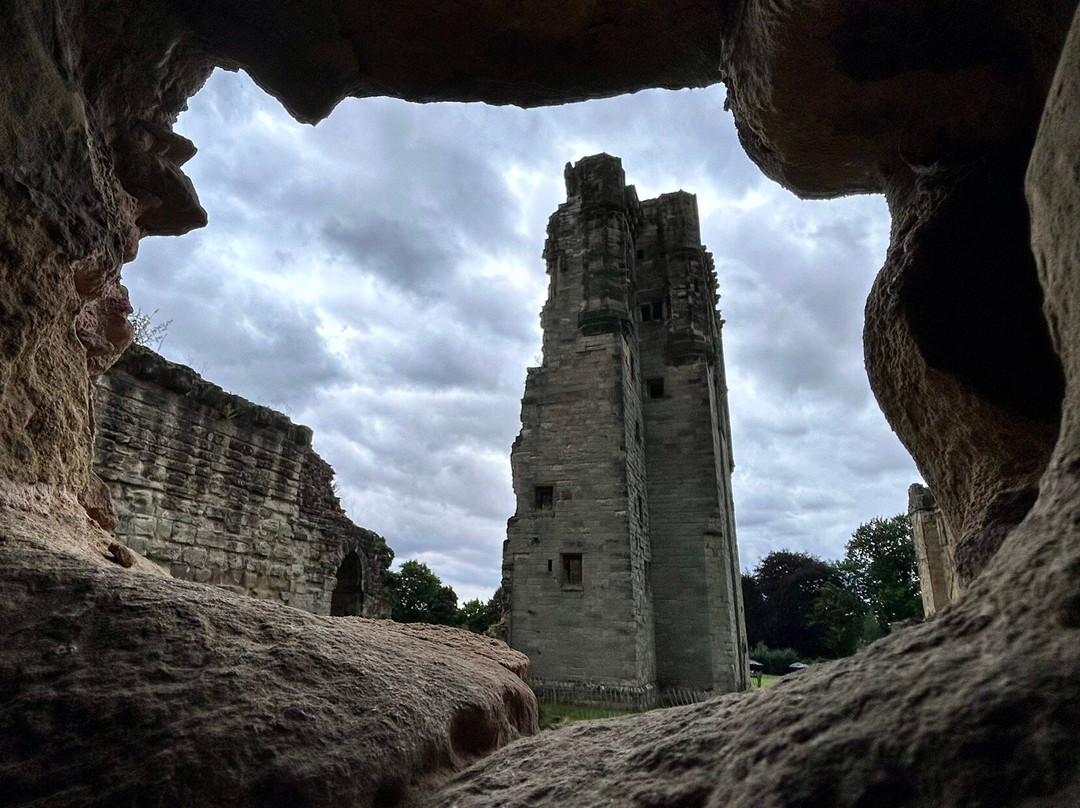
[428,495,1080,807]
[0,541,535,807]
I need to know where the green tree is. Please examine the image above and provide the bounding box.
[808,561,868,657]
[458,589,504,634]
[741,573,766,648]
[749,641,801,675]
[844,514,924,631]
[385,560,459,625]
[753,550,832,658]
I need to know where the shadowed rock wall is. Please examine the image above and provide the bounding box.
[94,345,392,616]
[5,0,1080,805]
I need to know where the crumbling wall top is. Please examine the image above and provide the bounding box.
[908,483,937,514]
[112,345,313,447]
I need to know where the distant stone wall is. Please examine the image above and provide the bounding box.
[908,483,959,616]
[94,345,392,617]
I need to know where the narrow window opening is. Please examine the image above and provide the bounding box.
[547,559,553,573]
[534,485,554,510]
[561,553,583,587]
[639,300,663,322]
[647,378,665,399]
[636,249,645,260]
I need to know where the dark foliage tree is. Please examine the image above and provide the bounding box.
[741,574,765,649]
[385,560,459,625]
[750,641,800,675]
[844,514,924,630]
[753,550,832,658]
[808,562,869,658]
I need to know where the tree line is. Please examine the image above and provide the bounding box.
[385,559,503,634]
[387,514,924,665]
[743,514,923,672]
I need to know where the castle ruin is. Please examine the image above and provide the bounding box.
[503,154,749,705]
[94,345,393,617]
[908,483,959,617]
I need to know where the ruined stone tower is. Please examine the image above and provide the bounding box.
[503,154,749,706]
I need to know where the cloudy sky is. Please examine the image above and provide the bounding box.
[125,68,921,602]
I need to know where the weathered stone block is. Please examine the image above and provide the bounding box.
[126,489,155,515]
[246,558,269,575]
[127,516,156,537]
[149,544,182,562]
[123,536,149,555]
[182,546,208,566]
[170,563,194,581]
[170,522,198,545]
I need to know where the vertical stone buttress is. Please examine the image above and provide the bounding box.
[504,155,748,705]
[636,193,749,694]
[908,483,959,616]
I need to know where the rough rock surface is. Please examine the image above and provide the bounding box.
[0,541,535,807]
[745,0,1076,582]
[429,497,1080,807]
[168,0,728,119]
[5,0,1080,806]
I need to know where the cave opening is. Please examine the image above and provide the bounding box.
[123,66,910,605]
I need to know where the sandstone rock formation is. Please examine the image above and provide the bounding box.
[4,0,1080,806]
[0,542,535,807]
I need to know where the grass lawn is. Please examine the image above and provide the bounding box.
[537,702,641,730]
[755,674,783,688]
[539,675,787,730]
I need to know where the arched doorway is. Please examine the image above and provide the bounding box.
[331,550,365,616]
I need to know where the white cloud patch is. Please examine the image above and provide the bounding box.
[124,69,920,601]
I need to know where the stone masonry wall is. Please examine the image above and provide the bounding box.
[908,483,959,617]
[636,192,747,693]
[505,155,748,706]
[506,164,656,696]
[94,345,392,617]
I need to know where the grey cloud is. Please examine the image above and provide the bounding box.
[127,240,345,411]
[322,214,459,295]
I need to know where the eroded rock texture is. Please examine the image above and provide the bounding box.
[4,0,1080,805]
[0,543,535,807]
[714,0,1077,585]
